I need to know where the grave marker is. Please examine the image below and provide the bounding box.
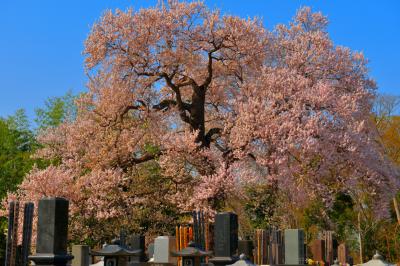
[72,245,90,266]
[127,235,147,263]
[153,236,177,265]
[284,229,305,265]
[209,212,238,266]
[21,202,34,266]
[29,197,74,266]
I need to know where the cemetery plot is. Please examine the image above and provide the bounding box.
[3,197,381,266]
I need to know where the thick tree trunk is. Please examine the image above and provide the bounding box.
[190,88,206,145]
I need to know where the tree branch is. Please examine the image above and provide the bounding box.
[204,127,222,147]
[152,99,191,111]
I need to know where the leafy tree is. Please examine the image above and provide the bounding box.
[0,111,36,199]
[244,183,278,229]
[34,90,77,130]
[0,110,37,264]
[373,94,400,165]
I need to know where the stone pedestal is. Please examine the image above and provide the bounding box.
[72,245,90,266]
[29,197,73,266]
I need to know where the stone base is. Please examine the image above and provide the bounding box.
[128,262,150,266]
[29,253,74,266]
[209,256,238,266]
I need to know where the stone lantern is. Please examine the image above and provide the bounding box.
[91,243,141,266]
[361,251,396,266]
[171,242,212,266]
[227,254,255,266]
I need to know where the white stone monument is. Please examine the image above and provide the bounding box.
[153,236,177,265]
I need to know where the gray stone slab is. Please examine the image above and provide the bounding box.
[153,236,176,264]
[284,229,304,265]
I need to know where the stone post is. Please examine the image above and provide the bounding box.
[71,245,90,266]
[29,197,73,266]
[284,229,305,265]
[5,201,15,266]
[21,202,34,266]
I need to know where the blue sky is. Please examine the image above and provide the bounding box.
[1,0,399,120]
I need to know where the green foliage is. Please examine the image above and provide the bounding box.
[34,90,77,130]
[304,200,328,230]
[328,193,356,242]
[0,113,37,200]
[244,183,278,229]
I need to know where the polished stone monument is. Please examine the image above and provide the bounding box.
[127,235,147,263]
[29,197,74,266]
[209,212,238,266]
[153,236,177,265]
[284,229,305,265]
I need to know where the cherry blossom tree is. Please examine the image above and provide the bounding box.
[4,1,399,240]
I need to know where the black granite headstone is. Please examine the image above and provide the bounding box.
[5,201,15,266]
[209,212,238,266]
[29,197,73,266]
[127,235,146,262]
[21,203,34,266]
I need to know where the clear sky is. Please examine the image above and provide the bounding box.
[1,0,399,120]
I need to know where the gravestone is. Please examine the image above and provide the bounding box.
[127,235,146,263]
[21,202,34,266]
[153,236,177,265]
[310,240,325,262]
[29,197,74,266]
[284,229,305,265]
[5,201,16,266]
[209,212,238,266]
[72,245,90,266]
